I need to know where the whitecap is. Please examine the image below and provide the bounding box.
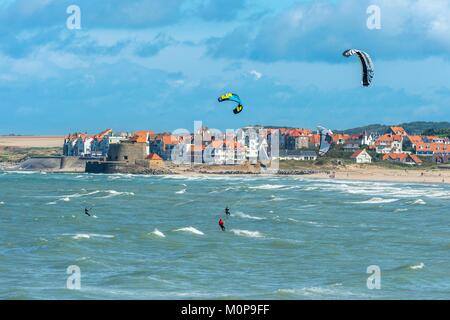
[232,212,266,220]
[98,190,135,199]
[412,199,426,205]
[249,184,286,190]
[0,201,4,205]
[174,227,204,236]
[276,284,355,297]
[230,229,264,238]
[151,229,166,238]
[350,197,399,204]
[64,233,115,240]
[175,189,186,194]
[409,262,425,270]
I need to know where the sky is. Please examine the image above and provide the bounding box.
[0,0,449,135]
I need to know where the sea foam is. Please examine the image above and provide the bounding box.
[230,229,264,238]
[174,227,204,236]
[151,229,166,238]
[351,197,399,204]
[232,212,266,220]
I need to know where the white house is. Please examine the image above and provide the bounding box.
[351,149,372,164]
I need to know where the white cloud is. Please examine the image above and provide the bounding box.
[249,70,262,80]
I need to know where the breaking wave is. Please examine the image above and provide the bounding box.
[350,197,399,204]
[174,227,204,236]
[64,233,115,240]
[151,229,166,238]
[409,262,425,270]
[232,212,266,220]
[249,184,287,190]
[230,229,264,238]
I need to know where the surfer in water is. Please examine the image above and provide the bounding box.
[219,217,225,231]
[225,206,230,216]
[84,207,91,217]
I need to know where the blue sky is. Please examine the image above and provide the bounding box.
[0,0,449,134]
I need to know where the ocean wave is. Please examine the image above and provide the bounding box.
[308,180,450,199]
[394,208,408,212]
[0,201,4,205]
[409,262,425,270]
[269,195,287,202]
[46,201,57,205]
[63,233,115,240]
[232,211,266,220]
[151,229,166,238]
[249,184,287,190]
[174,227,205,236]
[350,197,399,204]
[412,199,426,205]
[175,189,186,194]
[276,284,354,297]
[230,229,264,238]
[98,190,135,199]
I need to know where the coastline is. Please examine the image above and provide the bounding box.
[2,163,450,185]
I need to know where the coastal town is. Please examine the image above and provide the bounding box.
[59,124,448,171]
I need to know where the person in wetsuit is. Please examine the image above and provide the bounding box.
[219,217,225,231]
[84,207,91,216]
[225,206,230,216]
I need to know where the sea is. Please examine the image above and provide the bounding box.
[0,171,449,299]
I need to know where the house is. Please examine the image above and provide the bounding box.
[63,129,115,157]
[361,131,374,146]
[415,142,450,156]
[332,134,351,145]
[284,129,312,150]
[309,134,321,148]
[382,153,423,165]
[403,135,423,150]
[351,149,372,164]
[343,139,361,152]
[389,126,407,136]
[147,153,164,168]
[204,140,245,164]
[275,150,317,161]
[374,134,403,154]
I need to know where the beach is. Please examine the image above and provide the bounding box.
[304,165,450,185]
[0,136,64,148]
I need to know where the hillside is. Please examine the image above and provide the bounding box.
[339,121,450,135]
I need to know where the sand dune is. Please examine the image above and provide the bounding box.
[0,136,64,148]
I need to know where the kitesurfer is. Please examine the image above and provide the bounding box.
[84,207,91,216]
[225,206,230,216]
[219,217,225,231]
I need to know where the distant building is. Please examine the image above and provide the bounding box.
[374,134,403,154]
[389,126,407,136]
[343,139,361,152]
[275,150,317,161]
[382,153,422,165]
[351,149,372,164]
[147,153,164,168]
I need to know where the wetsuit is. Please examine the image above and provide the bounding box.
[219,218,225,231]
[225,207,230,216]
[84,208,91,216]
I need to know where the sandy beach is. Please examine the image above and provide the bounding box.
[0,136,64,148]
[304,165,450,185]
